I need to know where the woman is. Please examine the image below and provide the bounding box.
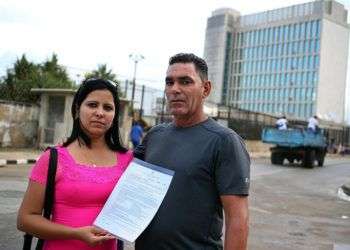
[17,78,133,250]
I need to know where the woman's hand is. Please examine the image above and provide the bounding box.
[74,226,115,246]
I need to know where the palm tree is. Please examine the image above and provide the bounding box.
[84,64,122,96]
[85,64,119,83]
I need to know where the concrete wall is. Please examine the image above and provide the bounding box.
[317,18,349,123]
[204,9,238,104]
[0,101,39,147]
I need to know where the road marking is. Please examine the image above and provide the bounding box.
[333,243,350,250]
[17,159,27,164]
[249,206,272,214]
[338,188,350,202]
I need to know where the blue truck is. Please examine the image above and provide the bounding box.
[261,127,327,168]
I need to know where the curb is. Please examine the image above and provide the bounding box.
[341,184,350,196]
[0,159,37,166]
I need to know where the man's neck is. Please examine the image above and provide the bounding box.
[173,114,208,128]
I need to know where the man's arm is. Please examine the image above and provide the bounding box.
[221,195,249,250]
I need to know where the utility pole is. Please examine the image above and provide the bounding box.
[129,54,144,115]
[160,90,166,123]
[124,79,128,98]
[140,85,145,118]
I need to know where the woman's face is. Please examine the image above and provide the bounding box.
[78,89,116,139]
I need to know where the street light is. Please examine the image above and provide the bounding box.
[129,54,145,115]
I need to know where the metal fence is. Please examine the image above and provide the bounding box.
[119,80,164,117]
[218,106,350,146]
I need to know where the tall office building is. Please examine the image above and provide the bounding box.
[204,0,349,123]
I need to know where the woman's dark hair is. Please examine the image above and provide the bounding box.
[63,78,127,152]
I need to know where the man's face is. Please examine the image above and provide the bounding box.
[165,63,210,121]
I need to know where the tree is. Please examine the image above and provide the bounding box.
[40,53,73,88]
[84,64,119,83]
[84,64,122,96]
[0,53,74,102]
[1,54,41,102]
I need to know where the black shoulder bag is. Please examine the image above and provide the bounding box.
[21,147,124,250]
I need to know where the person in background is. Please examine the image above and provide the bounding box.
[134,53,250,250]
[130,119,144,148]
[17,78,133,250]
[276,116,288,130]
[307,115,319,133]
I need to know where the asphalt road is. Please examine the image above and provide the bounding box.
[1,157,349,250]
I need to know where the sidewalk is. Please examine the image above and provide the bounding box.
[0,148,41,166]
[0,147,271,165]
[0,147,348,166]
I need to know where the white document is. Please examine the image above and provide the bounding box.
[94,158,174,243]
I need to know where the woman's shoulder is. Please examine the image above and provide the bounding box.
[118,149,133,160]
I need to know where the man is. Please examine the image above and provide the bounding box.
[275,116,288,130]
[134,53,250,249]
[307,115,319,133]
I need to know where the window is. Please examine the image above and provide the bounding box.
[309,56,314,69]
[306,21,312,39]
[292,42,298,54]
[301,88,306,100]
[303,40,308,54]
[315,39,320,53]
[284,25,289,41]
[287,42,292,55]
[300,22,306,38]
[279,26,283,42]
[287,58,291,70]
[273,27,277,43]
[314,55,319,69]
[316,20,321,38]
[311,20,317,37]
[277,44,282,56]
[295,23,300,39]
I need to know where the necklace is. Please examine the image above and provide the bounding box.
[80,148,99,168]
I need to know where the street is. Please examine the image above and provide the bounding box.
[0,157,349,250]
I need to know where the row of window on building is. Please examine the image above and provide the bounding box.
[233,39,320,60]
[231,71,318,89]
[234,20,321,47]
[234,55,320,74]
[233,87,316,103]
[240,2,317,26]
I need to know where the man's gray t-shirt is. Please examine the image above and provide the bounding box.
[134,118,250,250]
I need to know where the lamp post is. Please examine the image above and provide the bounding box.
[129,54,145,115]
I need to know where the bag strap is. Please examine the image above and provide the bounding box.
[35,147,58,250]
[42,147,58,219]
[23,147,58,250]
[117,239,124,250]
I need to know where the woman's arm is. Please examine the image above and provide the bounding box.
[17,180,115,246]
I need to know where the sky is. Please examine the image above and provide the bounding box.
[1,0,350,122]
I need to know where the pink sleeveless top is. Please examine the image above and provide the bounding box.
[30,146,133,250]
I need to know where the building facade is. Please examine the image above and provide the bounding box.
[204,0,349,123]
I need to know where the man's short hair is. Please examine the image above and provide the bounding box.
[169,53,208,82]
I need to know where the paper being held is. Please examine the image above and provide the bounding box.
[94,159,174,243]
